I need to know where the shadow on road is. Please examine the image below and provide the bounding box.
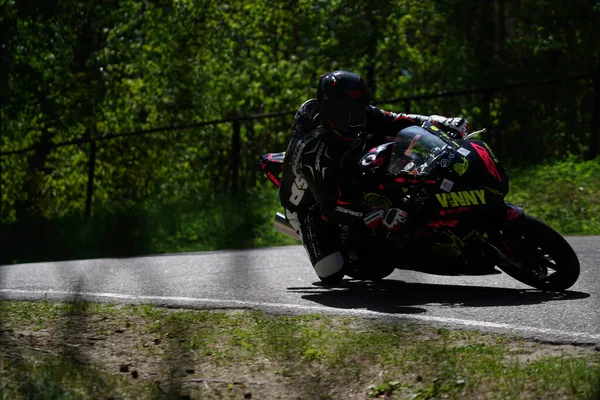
[288,279,590,315]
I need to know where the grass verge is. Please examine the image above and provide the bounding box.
[1,300,598,399]
[506,155,600,235]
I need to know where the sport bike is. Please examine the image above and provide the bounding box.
[259,123,580,291]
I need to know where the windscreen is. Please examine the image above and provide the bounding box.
[388,126,448,175]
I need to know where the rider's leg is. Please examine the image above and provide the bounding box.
[285,207,346,285]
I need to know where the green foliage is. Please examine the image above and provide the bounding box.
[0,187,296,264]
[368,380,404,397]
[507,155,600,235]
[1,0,599,249]
[1,157,599,265]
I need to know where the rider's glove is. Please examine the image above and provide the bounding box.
[364,208,409,231]
[429,115,470,139]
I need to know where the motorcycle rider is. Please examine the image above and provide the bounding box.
[279,70,470,285]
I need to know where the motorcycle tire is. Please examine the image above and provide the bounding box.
[344,261,396,282]
[341,229,396,282]
[495,214,580,291]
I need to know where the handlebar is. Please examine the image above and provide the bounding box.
[464,128,487,140]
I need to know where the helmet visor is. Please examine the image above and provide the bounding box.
[328,100,368,138]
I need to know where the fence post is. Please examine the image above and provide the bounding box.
[231,120,241,195]
[0,153,2,221]
[591,77,599,160]
[85,140,97,218]
[482,90,494,149]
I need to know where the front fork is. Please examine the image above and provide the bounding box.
[477,236,522,270]
[474,204,547,280]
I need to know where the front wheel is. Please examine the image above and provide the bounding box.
[493,214,580,291]
[341,227,396,282]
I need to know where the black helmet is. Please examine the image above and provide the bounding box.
[317,70,370,140]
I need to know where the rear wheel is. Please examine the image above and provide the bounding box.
[493,214,580,291]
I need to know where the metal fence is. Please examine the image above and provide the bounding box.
[1,75,597,219]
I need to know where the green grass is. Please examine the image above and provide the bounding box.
[0,301,598,399]
[1,157,598,265]
[506,155,600,235]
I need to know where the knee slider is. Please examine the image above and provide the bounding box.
[313,251,345,281]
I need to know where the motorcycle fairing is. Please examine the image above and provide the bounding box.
[258,152,285,188]
[355,125,523,273]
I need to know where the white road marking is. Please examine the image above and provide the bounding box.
[1,289,598,343]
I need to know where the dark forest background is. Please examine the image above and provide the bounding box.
[1,0,599,262]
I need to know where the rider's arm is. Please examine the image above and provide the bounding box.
[367,106,429,138]
[367,106,470,140]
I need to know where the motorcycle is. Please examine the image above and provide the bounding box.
[259,123,580,291]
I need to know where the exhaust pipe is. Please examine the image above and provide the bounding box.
[274,212,301,240]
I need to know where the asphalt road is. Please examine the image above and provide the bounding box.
[0,236,598,345]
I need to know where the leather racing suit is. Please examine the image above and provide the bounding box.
[279,99,460,283]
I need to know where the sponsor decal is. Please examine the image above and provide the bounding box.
[440,179,454,192]
[315,142,325,171]
[433,232,463,258]
[363,193,392,208]
[457,147,471,156]
[347,89,365,99]
[435,189,486,208]
[302,216,322,259]
[440,158,451,168]
[483,185,505,195]
[395,177,437,185]
[471,142,503,182]
[428,220,459,228]
[453,157,468,176]
[432,230,477,258]
[289,175,308,206]
[483,142,500,162]
[335,207,363,217]
[439,206,470,216]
